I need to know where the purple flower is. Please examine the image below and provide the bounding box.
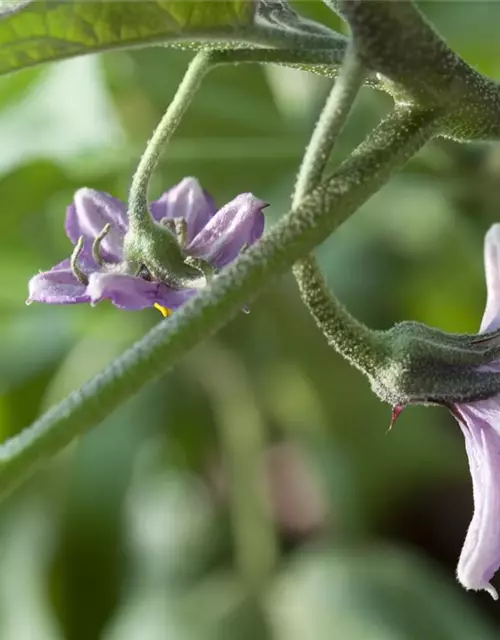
[28,178,266,316]
[450,224,500,599]
[389,225,500,598]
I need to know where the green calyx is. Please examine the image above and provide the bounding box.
[123,219,207,290]
[372,321,500,407]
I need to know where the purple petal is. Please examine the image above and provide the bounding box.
[150,177,217,243]
[65,188,128,261]
[453,401,500,599]
[87,272,196,311]
[186,194,267,268]
[480,224,500,332]
[28,261,90,304]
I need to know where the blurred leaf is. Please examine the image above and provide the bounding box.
[418,2,500,77]
[50,391,157,640]
[0,496,62,640]
[0,66,45,109]
[0,0,256,77]
[270,547,498,640]
[0,160,68,245]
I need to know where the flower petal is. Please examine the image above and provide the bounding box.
[186,193,267,268]
[87,272,196,311]
[150,177,217,243]
[65,188,128,261]
[480,224,500,332]
[28,260,90,304]
[453,401,500,599]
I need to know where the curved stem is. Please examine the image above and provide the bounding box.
[324,0,500,140]
[127,50,212,235]
[292,42,386,376]
[292,41,366,206]
[126,44,373,238]
[0,107,440,500]
[294,259,387,376]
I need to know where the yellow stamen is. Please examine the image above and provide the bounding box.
[154,303,173,318]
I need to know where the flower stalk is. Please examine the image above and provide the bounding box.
[292,41,390,378]
[127,50,212,235]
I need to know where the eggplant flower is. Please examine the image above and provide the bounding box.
[28,178,266,316]
[385,225,500,598]
[451,224,500,599]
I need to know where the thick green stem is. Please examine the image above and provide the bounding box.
[325,0,500,140]
[127,50,212,235]
[292,42,386,376]
[0,107,439,500]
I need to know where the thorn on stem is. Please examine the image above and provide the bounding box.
[387,404,405,434]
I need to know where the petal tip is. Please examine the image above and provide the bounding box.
[486,583,499,600]
[458,573,499,600]
[74,186,101,201]
[486,223,500,240]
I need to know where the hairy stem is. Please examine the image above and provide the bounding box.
[126,43,374,237]
[325,0,500,140]
[292,41,366,207]
[294,259,387,377]
[211,46,382,88]
[0,107,439,500]
[127,50,212,235]
[292,42,386,376]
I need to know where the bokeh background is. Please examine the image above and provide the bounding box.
[2,2,500,638]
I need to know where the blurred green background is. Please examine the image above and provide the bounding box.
[2,2,500,638]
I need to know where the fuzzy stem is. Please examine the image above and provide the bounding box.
[127,50,212,235]
[0,107,439,500]
[325,0,500,140]
[292,42,386,376]
[126,44,363,237]
[294,259,387,377]
[292,41,366,207]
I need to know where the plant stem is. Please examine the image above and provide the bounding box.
[292,42,387,376]
[126,44,371,237]
[127,50,212,235]
[326,0,500,140]
[293,258,388,377]
[0,107,440,500]
[194,345,278,593]
[292,41,366,206]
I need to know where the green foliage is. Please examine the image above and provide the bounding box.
[0,0,256,76]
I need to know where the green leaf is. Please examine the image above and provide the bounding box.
[0,0,256,77]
